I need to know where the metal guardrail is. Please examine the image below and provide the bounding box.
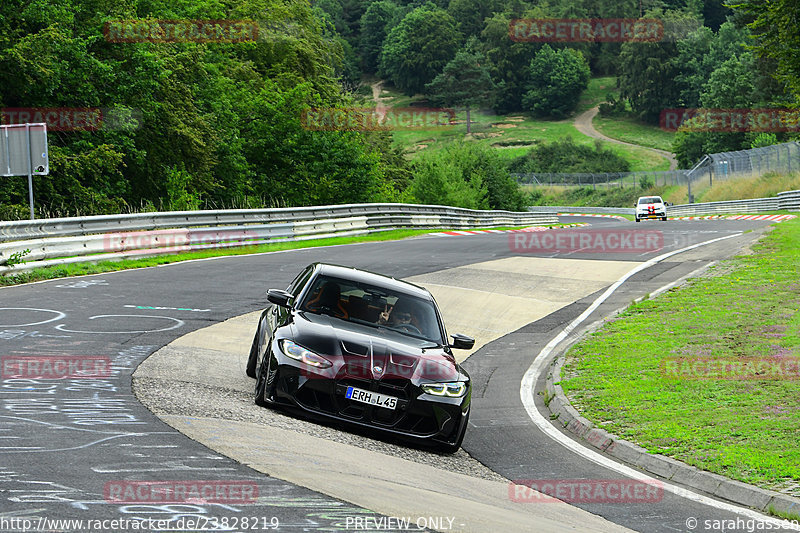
[527,206,635,215]
[528,190,800,218]
[0,203,558,274]
[668,198,780,216]
[778,190,800,211]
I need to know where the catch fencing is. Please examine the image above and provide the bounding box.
[686,142,800,184]
[515,142,800,193]
[0,203,557,274]
[513,170,686,189]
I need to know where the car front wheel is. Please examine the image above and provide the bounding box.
[245,326,261,378]
[438,411,469,454]
[255,352,277,407]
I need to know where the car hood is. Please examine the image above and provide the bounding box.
[284,311,463,383]
[638,202,664,210]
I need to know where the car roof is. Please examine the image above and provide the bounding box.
[311,263,432,300]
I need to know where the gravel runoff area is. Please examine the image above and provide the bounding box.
[133,375,508,483]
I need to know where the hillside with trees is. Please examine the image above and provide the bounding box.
[0,0,797,218]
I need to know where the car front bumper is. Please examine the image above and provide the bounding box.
[269,359,470,447]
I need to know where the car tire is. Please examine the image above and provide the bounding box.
[439,410,469,454]
[661,216,667,221]
[634,216,640,223]
[245,325,261,378]
[254,352,277,407]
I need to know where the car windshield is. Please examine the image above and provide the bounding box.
[639,197,662,204]
[298,275,444,344]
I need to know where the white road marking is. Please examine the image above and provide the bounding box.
[520,232,800,530]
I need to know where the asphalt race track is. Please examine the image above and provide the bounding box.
[1,215,797,533]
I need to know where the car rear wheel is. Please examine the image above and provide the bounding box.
[661,216,667,221]
[634,216,640,223]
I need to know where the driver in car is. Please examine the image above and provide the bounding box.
[379,299,417,329]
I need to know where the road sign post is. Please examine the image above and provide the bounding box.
[0,123,48,219]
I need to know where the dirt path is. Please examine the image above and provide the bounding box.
[371,79,388,111]
[574,106,678,171]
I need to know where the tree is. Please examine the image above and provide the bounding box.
[0,0,405,217]
[424,39,495,133]
[696,53,757,155]
[618,39,682,123]
[675,22,750,108]
[359,1,401,73]
[522,45,590,119]
[379,3,462,96]
[735,0,800,102]
[480,10,542,113]
[410,141,526,210]
[617,10,700,124]
[672,53,758,167]
[446,0,500,38]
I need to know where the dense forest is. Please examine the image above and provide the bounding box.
[0,0,797,218]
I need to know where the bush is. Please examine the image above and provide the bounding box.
[509,137,631,175]
[410,141,528,210]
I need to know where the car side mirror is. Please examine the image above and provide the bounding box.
[450,333,475,350]
[667,202,673,206]
[267,288,293,308]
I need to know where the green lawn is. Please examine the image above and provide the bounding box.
[375,82,670,172]
[593,115,676,152]
[576,76,618,113]
[560,218,800,494]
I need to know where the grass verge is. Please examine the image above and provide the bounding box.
[593,114,675,153]
[560,218,800,495]
[0,225,566,287]
[373,82,669,172]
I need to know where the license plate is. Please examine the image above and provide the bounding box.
[345,386,397,410]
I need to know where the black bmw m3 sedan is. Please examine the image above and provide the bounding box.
[246,263,475,453]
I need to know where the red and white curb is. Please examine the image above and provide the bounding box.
[429,223,588,237]
[557,213,628,221]
[726,214,797,221]
[668,214,797,221]
[559,213,796,222]
[668,215,725,220]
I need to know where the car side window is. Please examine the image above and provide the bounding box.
[286,266,314,297]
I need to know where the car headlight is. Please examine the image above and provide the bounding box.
[279,339,332,369]
[421,382,467,398]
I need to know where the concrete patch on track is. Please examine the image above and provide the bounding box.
[406,257,642,361]
[162,414,631,533]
